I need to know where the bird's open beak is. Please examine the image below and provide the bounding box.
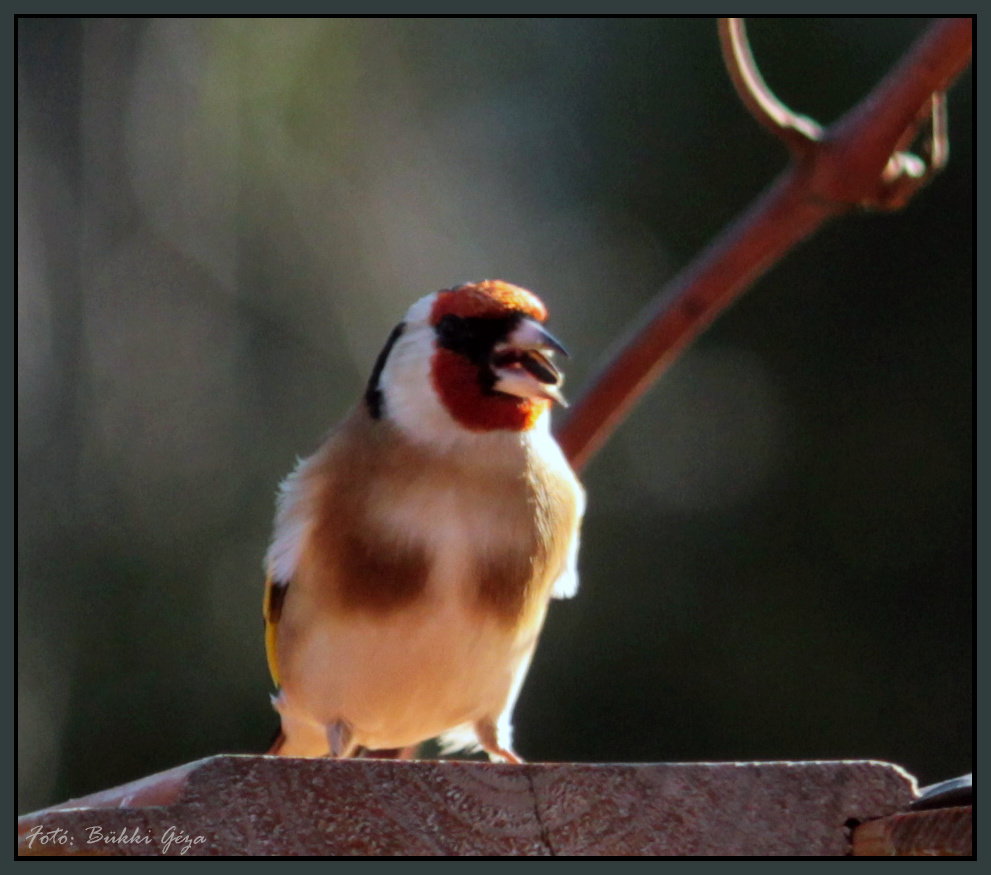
[491,318,569,407]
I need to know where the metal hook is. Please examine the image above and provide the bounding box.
[874,91,949,210]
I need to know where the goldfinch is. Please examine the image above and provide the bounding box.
[263,280,584,762]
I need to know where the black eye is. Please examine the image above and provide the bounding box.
[435,314,473,350]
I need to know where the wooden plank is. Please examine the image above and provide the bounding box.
[852,806,972,857]
[17,756,916,856]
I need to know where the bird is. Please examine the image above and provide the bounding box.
[262,280,585,762]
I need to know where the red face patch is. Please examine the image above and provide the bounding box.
[431,348,549,432]
[430,280,548,325]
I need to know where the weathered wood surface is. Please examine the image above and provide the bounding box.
[18,757,920,856]
[851,806,972,857]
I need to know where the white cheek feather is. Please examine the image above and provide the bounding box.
[378,318,461,451]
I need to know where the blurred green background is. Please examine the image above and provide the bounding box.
[18,18,971,813]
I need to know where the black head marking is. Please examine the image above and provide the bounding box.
[434,313,523,362]
[365,322,406,420]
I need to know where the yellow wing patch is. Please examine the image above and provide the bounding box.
[263,576,288,688]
